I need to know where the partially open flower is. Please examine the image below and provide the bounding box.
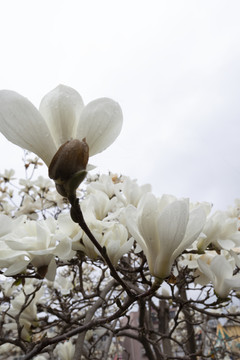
[125,193,207,279]
[0,85,123,195]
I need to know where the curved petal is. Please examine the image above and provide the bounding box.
[173,206,206,259]
[125,205,148,254]
[76,98,123,156]
[157,200,189,258]
[0,214,14,236]
[4,259,30,276]
[137,193,159,253]
[217,239,236,250]
[39,84,84,148]
[197,258,215,283]
[54,237,74,260]
[112,238,134,266]
[0,90,57,166]
[211,255,233,279]
[224,276,240,290]
[45,257,57,281]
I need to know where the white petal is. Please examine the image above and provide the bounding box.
[157,200,189,257]
[125,205,148,254]
[54,237,74,260]
[76,98,123,156]
[116,237,134,258]
[39,84,84,148]
[45,257,57,281]
[57,213,77,235]
[197,258,215,283]
[0,214,14,236]
[0,90,57,166]
[173,206,206,259]
[211,255,233,279]
[137,193,159,254]
[224,276,240,290]
[217,239,236,250]
[4,259,30,276]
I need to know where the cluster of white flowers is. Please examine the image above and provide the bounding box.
[0,84,240,359]
[179,204,240,298]
[0,85,239,295]
[0,171,239,299]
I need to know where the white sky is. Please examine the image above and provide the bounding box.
[0,0,240,210]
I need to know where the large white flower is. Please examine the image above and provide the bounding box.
[0,84,123,167]
[3,217,74,281]
[125,193,206,279]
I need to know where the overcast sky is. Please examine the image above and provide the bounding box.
[0,0,240,210]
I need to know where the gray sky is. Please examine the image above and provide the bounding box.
[0,0,240,210]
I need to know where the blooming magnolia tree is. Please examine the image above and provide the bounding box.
[0,85,239,360]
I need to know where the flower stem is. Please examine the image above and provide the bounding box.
[68,194,134,297]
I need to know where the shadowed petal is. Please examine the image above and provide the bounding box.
[0,90,57,166]
[76,97,123,156]
[197,258,215,283]
[4,259,30,276]
[125,205,147,254]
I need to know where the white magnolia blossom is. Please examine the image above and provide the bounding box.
[73,220,133,265]
[86,173,117,198]
[115,176,152,207]
[5,282,43,340]
[0,168,15,181]
[100,223,134,266]
[0,84,123,167]
[125,193,207,279]
[54,268,75,295]
[3,217,74,281]
[0,214,29,272]
[81,190,119,223]
[54,340,75,360]
[33,175,54,190]
[197,254,240,298]
[197,210,240,252]
[15,195,42,219]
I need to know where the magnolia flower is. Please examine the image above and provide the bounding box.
[100,223,134,266]
[197,254,240,298]
[54,340,75,360]
[115,176,152,207]
[81,190,118,223]
[6,282,43,340]
[15,195,42,219]
[54,268,75,295]
[4,217,74,280]
[125,193,207,279]
[0,168,15,182]
[197,210,240,252]
[86,173,116,198]
[73,220,133,265]
[0,84,123,195]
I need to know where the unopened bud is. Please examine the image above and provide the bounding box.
[49,138,89,197]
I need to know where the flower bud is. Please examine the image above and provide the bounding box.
[49,138,89,197]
